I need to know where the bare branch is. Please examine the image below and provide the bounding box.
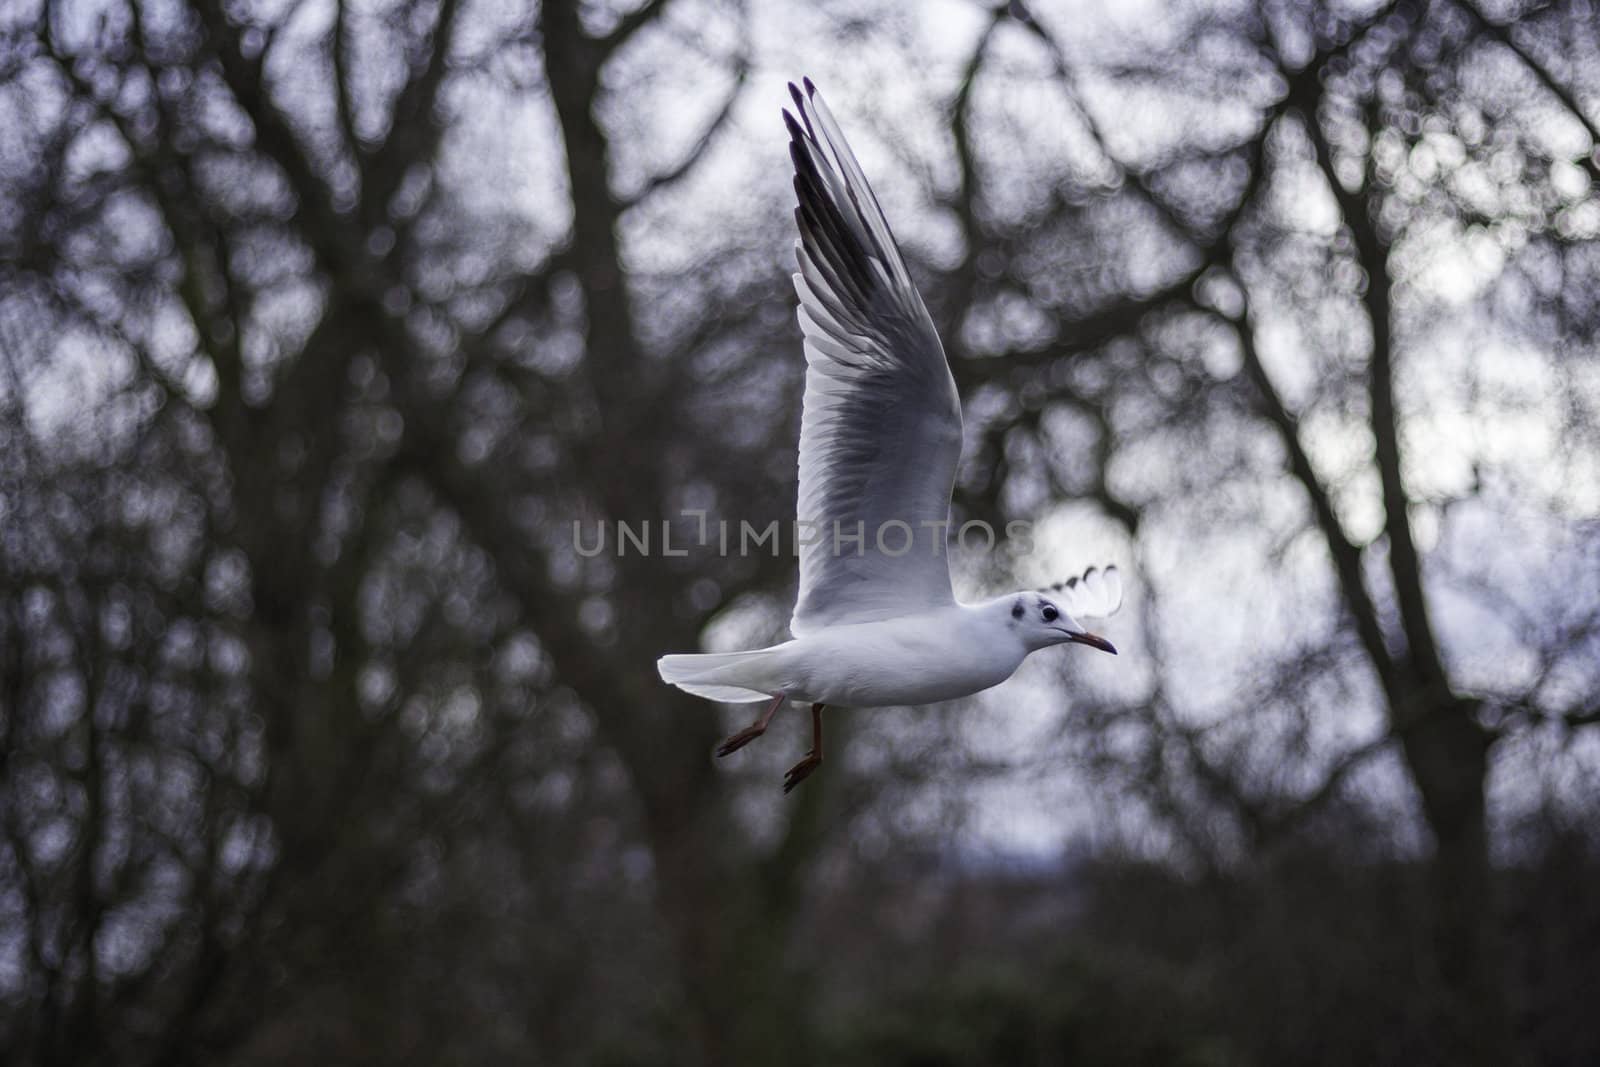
[1260,730,1398,840]
[332,0,359,156]
[366,0,465,218]
[623,60,748,207]
[191,0,364,274]
[1293,86,1450,698]
[948,3,1006,260]
[1456,0,1600,184]
[1223,299,1402,700]
[601,0,671,58]
[1006,0,1194,236]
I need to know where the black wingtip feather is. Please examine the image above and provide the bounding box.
[803,75,817,96]
[783,74,894,316]
[1039,575,1084,594]
[787,139,810,174]
[796,171,871,274]
[796,196,869,303]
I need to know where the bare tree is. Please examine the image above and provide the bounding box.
[1,0,821,1060]
[940,2,1600,1062]
[2,0,1598,1063]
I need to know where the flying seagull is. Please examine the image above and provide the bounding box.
[657,79,1123,793]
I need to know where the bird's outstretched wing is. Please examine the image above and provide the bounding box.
[1042,565,1124,620]
[784,79,963,638]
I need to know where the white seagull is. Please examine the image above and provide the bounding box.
[658,79,1123,793]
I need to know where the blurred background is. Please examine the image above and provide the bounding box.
[2,0,1599,1063]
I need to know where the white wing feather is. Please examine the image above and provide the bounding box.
[783,80,963,638]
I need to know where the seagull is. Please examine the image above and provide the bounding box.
[657,79,1123,793]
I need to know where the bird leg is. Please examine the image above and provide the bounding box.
[783,703,825,794]
[715,693,786,758]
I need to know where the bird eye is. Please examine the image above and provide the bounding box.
[1041,605,1058,622]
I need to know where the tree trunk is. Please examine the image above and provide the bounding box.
[1399,700,1512,1067]
[642,800,814,1067]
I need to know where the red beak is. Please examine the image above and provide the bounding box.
[1067,631,1117,655]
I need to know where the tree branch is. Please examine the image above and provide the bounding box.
[191,0,364,270]
[365,0,464,218]
[623,59,748,206]
[1456,0,1600,184]
[331,0,359,156]
[1224,299,1402,699]
[1294,89,1449,697]
[601,0,671,58]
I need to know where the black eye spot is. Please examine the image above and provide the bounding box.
[1042,605,1058,622]
[1011,601,1024,619]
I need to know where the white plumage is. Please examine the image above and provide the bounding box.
[656,80,1123,792]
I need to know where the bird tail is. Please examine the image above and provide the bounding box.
[657,649,776,703]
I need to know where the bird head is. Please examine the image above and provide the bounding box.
[1005,591,1118,654]
[1000,565,1123,654]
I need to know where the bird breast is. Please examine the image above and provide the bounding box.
[776,609,1024,708]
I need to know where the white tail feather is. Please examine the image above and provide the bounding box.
[657,650,774,703]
